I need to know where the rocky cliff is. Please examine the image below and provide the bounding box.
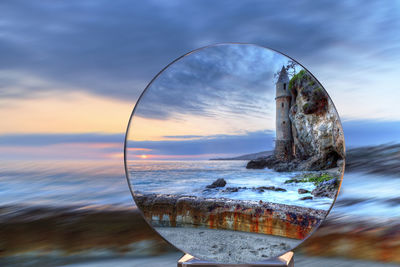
[289,70,345,169]
[247,70,345,172]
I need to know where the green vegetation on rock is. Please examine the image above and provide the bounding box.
[288,69,306,90]
[308,80,316,86]
[313,87,322,93]
[284,172,337,185]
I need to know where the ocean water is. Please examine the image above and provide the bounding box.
[0,160,399,223]
[0,160,132,209]
[1,160,399,265]
[332,172,400,222]
[128,160,335,210]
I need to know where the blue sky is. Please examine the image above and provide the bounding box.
[0,0,399,160]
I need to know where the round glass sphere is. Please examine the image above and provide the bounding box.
[125,43,345,264]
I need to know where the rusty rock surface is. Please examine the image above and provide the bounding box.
[134,193,327,240]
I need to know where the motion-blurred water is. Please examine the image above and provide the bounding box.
[1,160,399,222]
[333,172,400,222]
[0,160,131,209]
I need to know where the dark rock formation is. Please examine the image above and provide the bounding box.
[300,196,313,200]
[257,186,274,190]
[246,155,337,172]
[220,186,287,193]
[288,70,344,170]
[222,187,239,193]
[210,150,272,161]
[255,186,286,192]
[311,178,338,198]
[298,189,310,194]
[246,155,293,171]
[206,178,226,188]
[274,187,287,192]
[247,70,345,172]
[246,158,271,169]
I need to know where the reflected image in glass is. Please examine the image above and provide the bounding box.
[124,43,345,264]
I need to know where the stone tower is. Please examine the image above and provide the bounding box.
[275,66,293,161]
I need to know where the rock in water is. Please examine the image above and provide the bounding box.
[300,196,313,200]
[206,178,227,188]
[311,178,338,198]
[246,159,267,169]
[246,156,281,170]
[222,187,239,193]
[256,186,276,191]
[274,187,287,192]
[298,188,310,194]
[255,186,287,192]
[246,157,273,169]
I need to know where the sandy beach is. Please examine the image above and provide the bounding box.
[155,227,301,263]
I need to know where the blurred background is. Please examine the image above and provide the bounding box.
[0,1,400,266]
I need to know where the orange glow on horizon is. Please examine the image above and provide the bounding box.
[127,153,231,161]
[128,114,275,142]
[127,147,152,152]
[0,90,133,134]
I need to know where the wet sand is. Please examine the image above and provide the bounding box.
[156,227,301,263]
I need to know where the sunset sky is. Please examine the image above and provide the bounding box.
[1,1,400,160]
[127,44,291,160]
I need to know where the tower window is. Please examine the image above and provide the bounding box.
[281,103,284,108]
[283,83,286,90]
[283,121,286,125]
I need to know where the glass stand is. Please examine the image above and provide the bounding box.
[177,251,294,267]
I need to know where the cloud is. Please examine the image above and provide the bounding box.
[127,119,400,158]
[0,0,398,105]
[0,130,275,160]
[163,135,204,139]
[128,130,275,157]
[133,44,283,119]
[0,133,125,160]
[0,118,399,161]
[0,133,124,146]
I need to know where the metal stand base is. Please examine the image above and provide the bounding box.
[177,252,294,267]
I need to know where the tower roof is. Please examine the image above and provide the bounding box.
[277,66,289,83]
